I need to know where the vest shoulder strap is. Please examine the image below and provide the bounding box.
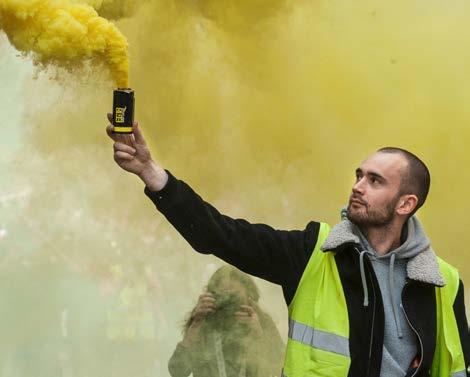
[432,258,465,377]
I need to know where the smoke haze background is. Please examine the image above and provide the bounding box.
[1,0,470,375]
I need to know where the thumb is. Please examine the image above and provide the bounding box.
[133,121,147,145]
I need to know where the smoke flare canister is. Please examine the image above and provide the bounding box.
[112,89,134,134]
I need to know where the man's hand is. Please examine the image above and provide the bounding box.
[106,113,168,191]
[235,303,263,338]
[181,293,217,347]
[192,292,217,321]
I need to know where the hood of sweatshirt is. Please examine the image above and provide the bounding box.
[320,210,446,371]
[320,211,445,287]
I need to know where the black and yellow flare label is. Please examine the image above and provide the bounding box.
[112,89,134,134]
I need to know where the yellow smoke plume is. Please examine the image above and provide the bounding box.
[0,0,129,87]
[73,0,143,19]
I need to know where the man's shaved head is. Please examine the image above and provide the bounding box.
[377,147,430,216]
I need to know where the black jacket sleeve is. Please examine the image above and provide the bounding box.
[144,171,321,304]
[453,280,470,375]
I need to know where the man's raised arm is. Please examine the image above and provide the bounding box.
[105,115,321,304]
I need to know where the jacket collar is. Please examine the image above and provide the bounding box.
[320,220,445,287]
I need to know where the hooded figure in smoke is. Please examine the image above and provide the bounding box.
[168,265,285,377]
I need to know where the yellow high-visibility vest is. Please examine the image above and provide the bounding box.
[282,222,466,377]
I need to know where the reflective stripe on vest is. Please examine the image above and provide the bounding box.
[288,319,350,357]
[451,371,466,377]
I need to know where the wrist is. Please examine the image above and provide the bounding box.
[139,161,168,191]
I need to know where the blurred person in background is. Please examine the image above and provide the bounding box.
[168,265,285,377]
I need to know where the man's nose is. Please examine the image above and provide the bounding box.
[352,177,365,195]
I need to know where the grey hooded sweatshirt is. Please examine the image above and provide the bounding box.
[331,212,433,377]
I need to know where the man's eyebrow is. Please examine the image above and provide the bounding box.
[355,168,387,182]
[368,171,387,182]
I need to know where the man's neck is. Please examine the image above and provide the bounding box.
[361,222,404,256]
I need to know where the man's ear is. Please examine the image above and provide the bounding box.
[396,194,418,216]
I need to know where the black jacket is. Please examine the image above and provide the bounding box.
[145,171,470,377]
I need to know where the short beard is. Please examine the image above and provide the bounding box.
[347,195,400,227]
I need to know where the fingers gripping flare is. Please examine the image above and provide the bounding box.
[113,142,136,156]
[132,121,147,146]
[105,111,168,192]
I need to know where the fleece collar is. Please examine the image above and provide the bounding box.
[320,220,445,287]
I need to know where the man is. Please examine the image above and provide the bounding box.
[168,265,285,377]
[106,114,469,377]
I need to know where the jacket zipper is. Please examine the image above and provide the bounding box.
[402,282,424,377]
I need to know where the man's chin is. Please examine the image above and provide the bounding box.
[346,206,359,219]
[346,208,366,225]
[347,208,394,228]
